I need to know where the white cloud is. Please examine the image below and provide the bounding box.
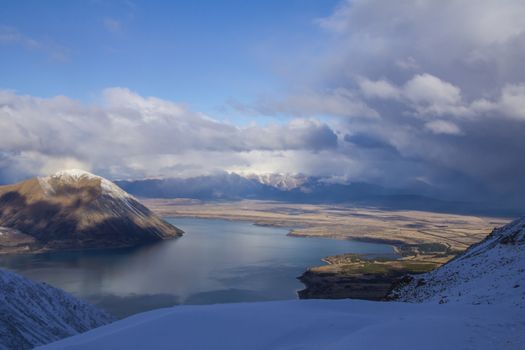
[465,84,525,120]
[358,78,400,99]
[240,88,379,119]
[0,88,338,180]
[358,74,469,117]
[425,120,462,135]
[403,74,461,107]
[499,84,525,119]
[0,26,69,61]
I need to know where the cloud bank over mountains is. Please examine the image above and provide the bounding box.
[0,88,337,182]
[1,0,525,205]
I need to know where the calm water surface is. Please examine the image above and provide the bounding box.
[0,217,395,318]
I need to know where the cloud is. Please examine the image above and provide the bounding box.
[403,74,462,109]
[235,88,379,119]
[231,0,525,204]
[498,84,525,119]
[359,74,470,117]
[0,26,69,62]
[103,18,122,34]
[0,88,338,180]
[358,78,400,99]
[425,120,462,136]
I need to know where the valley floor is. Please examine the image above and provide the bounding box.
[39,299,523,350]
[143,199,507,250]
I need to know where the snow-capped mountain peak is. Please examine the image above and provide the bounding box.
[38,169,133,200]
[246,173,309,191]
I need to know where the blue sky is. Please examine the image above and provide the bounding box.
[0,0,337,119]
[1,0,525,207]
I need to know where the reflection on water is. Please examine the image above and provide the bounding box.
[0,217,395,318]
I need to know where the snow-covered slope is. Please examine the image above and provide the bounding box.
[0,269,111,350]
[392,216,525,306]
[38,299,523,350]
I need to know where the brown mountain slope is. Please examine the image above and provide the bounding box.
[0,169,183,253]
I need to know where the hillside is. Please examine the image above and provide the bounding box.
[0,169,183,253]
[0,268,111,349]
[391,215,525,306]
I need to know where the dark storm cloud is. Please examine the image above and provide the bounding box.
[237,0,525,204]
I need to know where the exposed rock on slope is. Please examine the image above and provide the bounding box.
[392,216,525,307]
[0,268,111,349]
[0,169,183,253]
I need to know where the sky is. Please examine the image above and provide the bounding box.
[1,0,525,205]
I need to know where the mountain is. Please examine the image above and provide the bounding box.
[391,215,525,306]
[245,173,309,191]
[0,169,183,253]
[0,268,111,349]
[115,173,512,215]
[116,172,277,200]
[115,173,391,202]
[114,172,406,201]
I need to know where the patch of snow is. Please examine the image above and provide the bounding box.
[37,176,56,196]
[51,169,99,180]
[38,299,524,350]
[247,173,309,190]
[38,169,134,201]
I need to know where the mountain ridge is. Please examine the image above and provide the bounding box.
[115,172,519,216]
[0,169,183,254]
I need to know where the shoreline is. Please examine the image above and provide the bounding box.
[3,200,503,302]
[152,201,504,301]
[146,199,506,251]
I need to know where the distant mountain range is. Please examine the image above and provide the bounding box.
[116,173,518,216]
[0,169,183,253]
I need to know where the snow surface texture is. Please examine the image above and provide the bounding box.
[38,299,523,350]
[40,216,525,350]
[38,169,133,201]
[0,269,111,350]
[394,216,525,307]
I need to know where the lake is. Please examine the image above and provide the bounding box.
[0,217,396,318]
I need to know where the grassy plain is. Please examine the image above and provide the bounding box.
[143,199,508,250]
